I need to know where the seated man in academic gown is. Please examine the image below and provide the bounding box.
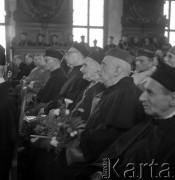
[71,49,106,121]
[60,42,90,108]
[42,42,90,114]
[111,63,175,179]
[50,47,146,180]
[37,49,67,103]
[132,48,157,90]
[0,45,20,180]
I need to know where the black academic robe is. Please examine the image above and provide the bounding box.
[79,77,146,162]
[37,68,67,103]
[60,65,90,109]
[117,115,175,179]
[15,62,31,80]
[0,81,20,180]
[72,82,105,121]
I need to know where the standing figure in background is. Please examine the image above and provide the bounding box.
[80,35,90,51]
[91,39,102,51]
[0,44,20,180]
[103,36,117,53]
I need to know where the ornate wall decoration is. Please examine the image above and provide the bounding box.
[122,0,166,25]
[18,0,63,22]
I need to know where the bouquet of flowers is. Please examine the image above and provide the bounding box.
[24,99,86,155]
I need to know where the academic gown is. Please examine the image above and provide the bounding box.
[48,77,146,180]
[118,115,175,179]
[72,82,106,121]
[37,68,67,103]
[80,77,146,162]
[0,81,20,180]
[14,62,31,80]
[60,65,90,109]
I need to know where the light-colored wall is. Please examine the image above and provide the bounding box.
[6,0,17,44]
[106,0,123,46]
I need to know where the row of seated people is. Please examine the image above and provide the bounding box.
[1,40,175,180]
[104,35,172,56]
[11,32,74,48]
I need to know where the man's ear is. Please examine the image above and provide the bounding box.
[114,66,121,77]
[170,92,175,106]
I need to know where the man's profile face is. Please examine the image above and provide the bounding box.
[80,57,99,81]
[99,56,116,86]
[164,52,175,68]
[65,47,79,69]
[45,56,57,71]
[139,78,171,118]
[135,56,153,72]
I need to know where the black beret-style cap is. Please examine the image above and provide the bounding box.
[0,44,5,66]
[151,62,175,92]
[105,47,134,65]
[88,49,105,64]
[45,49,63,60]
[72,42,89,57]
[137,48,155,59]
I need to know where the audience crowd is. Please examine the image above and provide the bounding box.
[1,32,175,180]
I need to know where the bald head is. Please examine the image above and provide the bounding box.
[99,55,131,87]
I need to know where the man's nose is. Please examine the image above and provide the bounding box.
[164,56,168,63]
[139,91,146,102]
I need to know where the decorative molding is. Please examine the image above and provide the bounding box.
[122,0,167,26]
[18,0,63,22]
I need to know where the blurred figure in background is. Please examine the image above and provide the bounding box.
[103,36,117,53]
[18,32,33,47]
[34,33,47,47]
[118,34,129,51]
[26,54,50,93]
[0,44,20,180]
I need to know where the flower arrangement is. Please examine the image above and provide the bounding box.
[23,99,86,155]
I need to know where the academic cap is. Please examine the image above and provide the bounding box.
[105,47,134,65]
[72,42,89,57]
[151,62,175,92]
[45,49,63,60]
[88,49,105,64]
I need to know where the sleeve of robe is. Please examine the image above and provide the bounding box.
[79,85,146,162]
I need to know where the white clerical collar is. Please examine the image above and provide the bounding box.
[163,111,175,119]
[0,77,5,84]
